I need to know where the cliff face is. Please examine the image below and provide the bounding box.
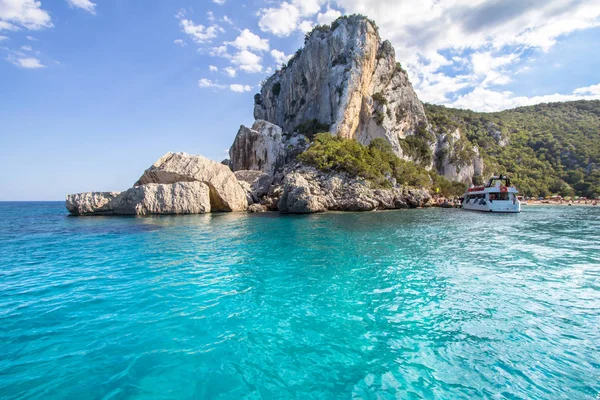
[253,16,427,157]
[234,15,483,184]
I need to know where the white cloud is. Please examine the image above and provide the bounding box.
[178,17,221,43]
[224,66,236,77]
[20,45,31,51]
[0,21,17,31]
[230,84,252,92]
[209,65,218,72]
[198,78,225,89]
[228,29,269,52]
[66,0,97,15]
[257,0,341,36]
[316,8,341,25]
[258,2,301,37]
[573,83,600,96]
[213,0,225,5]
[297,20,314,33]
[270,49,290,65]
[450,84,600,112]
[334,0,600,110]
[0,0,53,30]
[222,15,234,25]
[0,35,8,41]
[209,45,230,58]
[470,51,519,87]
[207,11,215,22]
[173,39,186,47]
[6,55,45,69]
[231,50,263,73]
[25,35,37,40]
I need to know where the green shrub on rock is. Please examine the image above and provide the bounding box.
[298,133,463,195]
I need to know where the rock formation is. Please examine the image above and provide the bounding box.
[234,15,483,184]
[435,128,484,184]
[234,170,272,205]
[229,120,286,175]
[253,16,427,158]
[275,165,432,214]
[66,182,211,216]
[66,153,247,215]
[66,15,482,216]
[135,152,247,212]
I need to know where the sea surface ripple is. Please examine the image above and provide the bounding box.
[0,202,599,399]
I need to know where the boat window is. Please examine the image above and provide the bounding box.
[498,193,509,201]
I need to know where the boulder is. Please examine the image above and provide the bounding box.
[66,182,211,216]
[234,170,272,199]
[135,152,247,211]
[229,121,286,175]
[277,172,327,213]
[248,204,268,213]
[66,191,121,215]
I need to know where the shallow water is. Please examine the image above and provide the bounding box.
[0,202,599,399]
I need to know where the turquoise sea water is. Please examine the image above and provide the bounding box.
[0,202,599,399]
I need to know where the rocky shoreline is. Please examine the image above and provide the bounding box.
[66,15,477,216]
[67,152,438,216]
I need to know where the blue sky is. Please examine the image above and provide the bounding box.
[1,0,599,200]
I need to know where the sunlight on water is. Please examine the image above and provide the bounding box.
[0,203,599,399]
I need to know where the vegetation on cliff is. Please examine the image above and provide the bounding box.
[426,100,600,198]
[298,133,465,196]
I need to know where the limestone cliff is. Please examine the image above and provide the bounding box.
[253,15,426,157]
[233,15,483,184]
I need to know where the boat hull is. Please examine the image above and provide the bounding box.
[462,201,521,213]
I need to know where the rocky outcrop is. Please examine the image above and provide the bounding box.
[249,15,483,183]
[135,152,247,211]
[66,182,211,216]
[234,170,272,204]
[254,15,427,158]
[436,128,484,184]
[229,120,309,175]
[487,122,509,147]
[274,165,431,214]
[278,172,328,213]
[229,120,285,175]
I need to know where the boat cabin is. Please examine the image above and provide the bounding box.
[462,175,521,212]
[485,175,511,188]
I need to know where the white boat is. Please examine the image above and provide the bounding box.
[461,175,521,213]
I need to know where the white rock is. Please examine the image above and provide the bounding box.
[229,120,286,175]
[66,182,211,215]
[135,152,247,211]
[253,16,427,157]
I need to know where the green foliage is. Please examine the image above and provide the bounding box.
[425,100,600,198]
[272,82,281,96]
[331,14,378,34]
[395,62,404,73]
[298,133,463,195]
[373,110,385,125]
[304,24,331,44]
[285,48,303,69]
[295,119,330,140]
[399,123,435,166]
[372,92,387,105]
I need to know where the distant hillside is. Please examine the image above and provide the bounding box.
[425,100,600,198]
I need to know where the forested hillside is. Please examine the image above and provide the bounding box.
[425,100,600,198]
